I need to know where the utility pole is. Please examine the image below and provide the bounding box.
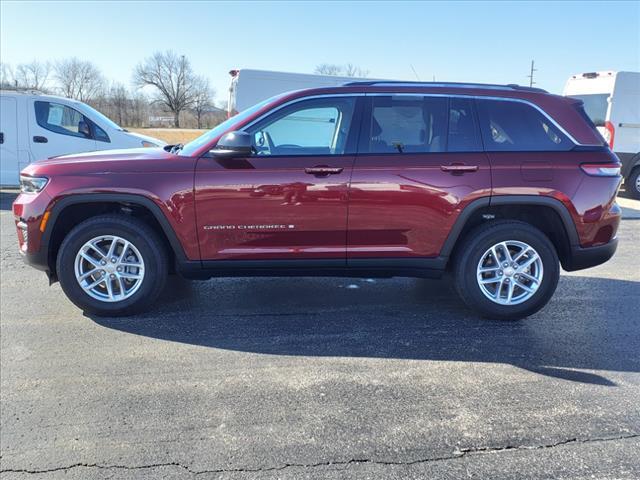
[527,60,537,87]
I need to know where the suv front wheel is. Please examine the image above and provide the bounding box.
[453,221,560,320]
[57,214,168,317]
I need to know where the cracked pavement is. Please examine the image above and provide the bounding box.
[1,192,639,479]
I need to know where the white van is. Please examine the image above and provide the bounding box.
[0,90,165,186]
[563,71,640,199]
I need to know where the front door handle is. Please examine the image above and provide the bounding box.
[305,166,344,177]
[441,164,478,174]
[33,136,48,143]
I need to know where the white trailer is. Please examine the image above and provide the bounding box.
[563,71,640,198]
[227,69,389,116]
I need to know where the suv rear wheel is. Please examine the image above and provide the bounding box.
[453,221,559,320]
[57,214,168,316]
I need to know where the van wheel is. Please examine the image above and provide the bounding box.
[453,221,559,320]
[56,215,168,317]
[628,167,640,200]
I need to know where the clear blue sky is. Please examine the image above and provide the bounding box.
[2,0,639,104]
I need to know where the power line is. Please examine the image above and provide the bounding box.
[527,60,537,87]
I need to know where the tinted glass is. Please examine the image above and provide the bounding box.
[476,99,571,152]
[448,97,481,152]
[567,94,609,127]
[247,97,356,156]
[366,96,448,153]
[93,123,110,142]
[34,101,89,139]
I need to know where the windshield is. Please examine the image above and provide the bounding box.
[567,94,609,127]
[82,103,123,131]
[180,94,285,156]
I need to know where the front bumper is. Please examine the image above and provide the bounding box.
[563,237,619,271]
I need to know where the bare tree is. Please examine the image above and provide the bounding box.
[314,63,368,77]
[0,62,15,89]
[109,82,129,126]
[314,63,343,76]
[343,63,369,78]
[191,77,215,129]
[54,58,104,101]
[133,51,198,128]
[15,60,51,91]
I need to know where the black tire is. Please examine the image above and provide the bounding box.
[627,168,640,200]
[56,214,168,317]
[453,221,559,320]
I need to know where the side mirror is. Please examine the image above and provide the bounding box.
[211,131,253,157]
[78,120,91,138]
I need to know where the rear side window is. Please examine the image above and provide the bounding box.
[476,99,572,152]
[366,96,448,153]
[448,97,481,152]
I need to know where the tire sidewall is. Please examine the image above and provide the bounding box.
[457,224,559,319]
[57,218,165,315]
[629,168,640,200]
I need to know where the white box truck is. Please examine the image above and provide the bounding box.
[0,90,165,186]
[563,71,640,199]
[227,69,389,116]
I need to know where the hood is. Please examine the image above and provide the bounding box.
[23,148,193,176]
[124,131,167,146]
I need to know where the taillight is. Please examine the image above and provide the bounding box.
[580,163,621,177]
[602,121,615,149]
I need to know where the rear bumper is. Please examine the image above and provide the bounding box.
[563,237,618,271]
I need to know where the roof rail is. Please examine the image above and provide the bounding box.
[342,81,548,93]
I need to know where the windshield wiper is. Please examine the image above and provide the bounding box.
[170,143,184,154]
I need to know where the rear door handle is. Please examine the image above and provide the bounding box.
[440,164,478,174]
[304,166,344,176]
[33,136,48,143]
[0,132,4,144]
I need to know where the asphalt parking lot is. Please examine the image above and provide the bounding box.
[1,191,639,479]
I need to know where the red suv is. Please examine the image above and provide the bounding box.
[13,82,622,319]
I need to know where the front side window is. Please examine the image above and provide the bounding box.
[365,96,448,153]
[476,99,571,152]
[34,101,91,139]
[247,97,357,156]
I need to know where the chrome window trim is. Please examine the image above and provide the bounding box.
[240,92,599,147]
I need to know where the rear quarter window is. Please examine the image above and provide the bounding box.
[476,99,572,152]
[567,94,609,127]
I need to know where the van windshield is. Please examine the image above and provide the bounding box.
[567,94,609,127]
[82,104,124,131]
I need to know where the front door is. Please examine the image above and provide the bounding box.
[195,96,361,262]
[29,99,97,161]
[347,95,491,263]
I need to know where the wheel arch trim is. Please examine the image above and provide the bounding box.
[43,193,189,266]
[440,195,580,259]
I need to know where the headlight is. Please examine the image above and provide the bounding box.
[20,175,49,194]
[141,141,158,148]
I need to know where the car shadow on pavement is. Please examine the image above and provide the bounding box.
[90,274,640,386]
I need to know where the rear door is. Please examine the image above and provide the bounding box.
[475,98,577,197]
[195,95,361,262]
[0,96,19,185]
[28,99,97,161]
[347,95,491,263]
